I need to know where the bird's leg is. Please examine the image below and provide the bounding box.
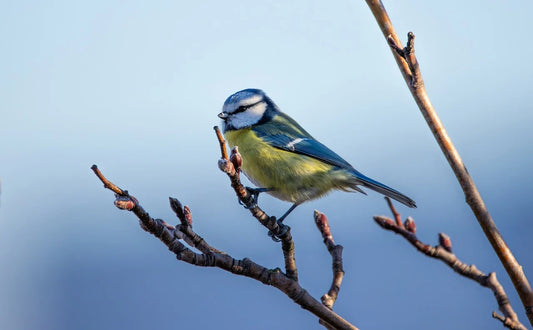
[277,203,300,224]
[268,203,300,242]
[239,187,271,209]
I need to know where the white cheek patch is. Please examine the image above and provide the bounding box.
[230,102,267,129]
[239,94,263,107]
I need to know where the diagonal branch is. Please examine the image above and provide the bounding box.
[214,126,298,282]
[91,165,357,330]
[314,211,345,330]
[364,0,533,325]
[374,198,527,330]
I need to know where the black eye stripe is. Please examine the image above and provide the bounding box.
[233,105,249,114]
[232,100,262,115]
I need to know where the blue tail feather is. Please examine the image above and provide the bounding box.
[350,170,416,208]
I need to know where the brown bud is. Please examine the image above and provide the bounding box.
[404,217,416,234]
[438,232,453,253]
[218,158,235,174]
[114,195,137,210]
[373,216,396,229]
[183,205,193,226]
[314,210,333,241]
[169,197,185,218]
[230,146,242,172]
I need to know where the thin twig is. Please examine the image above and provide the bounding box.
[214,126,298,282]
[493,311,528,330]
[168,197,224,255]
[314,210,345,310]
[91,165,125,195]
[364,1,533,325]
[373,198,527,330]
[385,195,402,227]
[214,125,228,160]
[314,211,345,330]
[92,165,357,330]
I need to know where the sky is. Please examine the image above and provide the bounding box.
[1,1,532,329]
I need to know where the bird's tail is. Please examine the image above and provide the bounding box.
[349,170,417,208]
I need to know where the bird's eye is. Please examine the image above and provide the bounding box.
[232,100,262,114]
[234,105,248,114]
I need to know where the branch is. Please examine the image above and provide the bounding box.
[315,211,345,330]
[213,127,357,328]
[214,126,298,282]
[92,165,357,330]
[374,198,527,330]
[364,0,533,325]
[168,197,225,255]
[315,211,345,309]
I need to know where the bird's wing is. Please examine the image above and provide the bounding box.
[252,113,354,170]
[252,113,417,208]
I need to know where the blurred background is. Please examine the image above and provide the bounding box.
[1,1,532,329]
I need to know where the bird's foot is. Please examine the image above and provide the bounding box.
[268,220,289,242]
[239,187,270,209]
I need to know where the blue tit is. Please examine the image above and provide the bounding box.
[218,88,416,224]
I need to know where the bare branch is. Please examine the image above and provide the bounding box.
[493,311,529,330]
[214,126,298,282]
[314,211,346,330]
[169,197,190,226]
[92,164,358,330]
[314,211,345,310]
[91,164,125,195]
[168,197,224,255]
[364,1,533,325]
[374,198,527,330]
[385,194,403,227]
[214,125,228,160]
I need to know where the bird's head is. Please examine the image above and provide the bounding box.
[219,89,277,131]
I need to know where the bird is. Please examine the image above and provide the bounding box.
[218,88,416,235]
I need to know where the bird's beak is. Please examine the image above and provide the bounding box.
[218,112,228,119]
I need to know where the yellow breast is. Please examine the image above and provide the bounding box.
[224,128,348,203]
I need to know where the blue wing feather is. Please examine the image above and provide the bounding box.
[252,113,354,170]
[252,112,417,208]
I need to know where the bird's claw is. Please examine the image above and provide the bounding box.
[240,199,257,209]
[268,222,289,242]
[239,187,268,209]
[238,196,257,210]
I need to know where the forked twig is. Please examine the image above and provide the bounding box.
[315,211,345,310]
[374,197,526,330]
[314,211,345,329]
[92,164,357,330]
[364,1,533,325]
[214,126,354,329]
[214,126,298,282]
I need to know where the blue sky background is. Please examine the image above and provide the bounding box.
[1,1,532,329]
